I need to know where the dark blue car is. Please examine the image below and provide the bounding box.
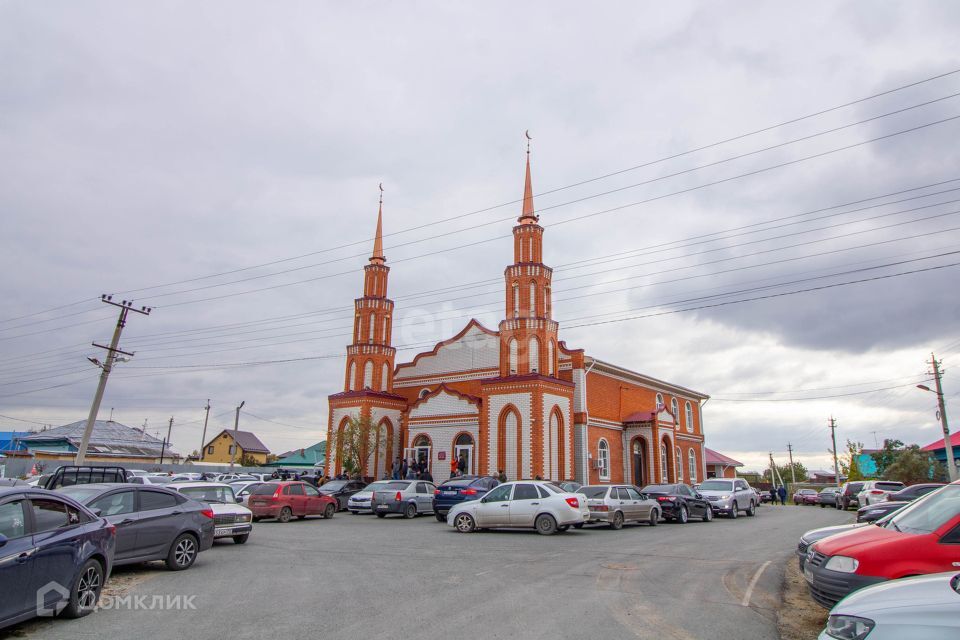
[0,487,116,630]
[432,476,499,521]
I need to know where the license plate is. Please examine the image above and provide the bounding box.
[443,491,457,496]
[215,528,231,536]
[803,565,814,584]
[377,504,388,510]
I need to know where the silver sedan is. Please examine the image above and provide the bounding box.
[446,480,589,535]
[578,485,660,529]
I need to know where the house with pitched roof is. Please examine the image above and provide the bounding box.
[202,429,270,465]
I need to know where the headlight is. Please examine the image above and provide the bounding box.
[719,495,731,500]
[825,556,859,573]
[825,614,875,639]
[238,514,252,522]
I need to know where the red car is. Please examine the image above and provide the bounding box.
[793,488,819,505]
[247,481,337,522]
[804,481,960,608]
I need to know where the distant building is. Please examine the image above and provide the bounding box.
[202,429,270,465]
[267,441,326,468]
[920,432,960,472]
[853,451,879,478]
[0,431,30,455]
[809,469,847,484]
[704,448,743,479]
[19,420,179,463]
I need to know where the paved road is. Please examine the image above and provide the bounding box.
[8,504,850,640]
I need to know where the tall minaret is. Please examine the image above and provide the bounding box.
[499,134,559,378]
[343,187,396,392]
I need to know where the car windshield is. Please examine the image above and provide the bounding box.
[319,481,348,492]
[362,481,392,491]
[698,480,733,491]
[642,484,676,493]
[801,489,817,494]
[251,483,281,495]
[57,486,106,502]
[876,482,905,492]
[883,485,958,534]
[819,488,837,494]
[578,486,610,499]
[379,482,411,491]
[440,478,479,488]
[178,486,236,504]
[541,483,564,494]
[147,476,172,484]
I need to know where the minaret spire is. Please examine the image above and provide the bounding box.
[371,183,385,264]
[519,130,537,224]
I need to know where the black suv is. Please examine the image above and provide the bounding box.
[42,465,127,490]
[836,481,865,510]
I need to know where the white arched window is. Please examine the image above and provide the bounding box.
[660,443,668,483]
[671,398,679,420]
[512,282,519,318]
[419,388,431,399]
[381,363,390,391]
[368,314,375,344]
[685,402,694,433]
[548,340,555,376]
[348,361,356,391]
[354,316,361,342]
[688,449,698,483]
[676,447,683,483]
[508,339,518,374]
[598,439,610,480]
[545,286,551,317]
[528,236,533,262]
[656,393,664,409]
[363,360,373,389]
[529,281,537,316]
[528,337,539,373]
[383,316,389,343]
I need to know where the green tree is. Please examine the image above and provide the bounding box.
[840,440,865,481]
[329,415,387,479]
[871,439,905,477]
[883,444,938,484]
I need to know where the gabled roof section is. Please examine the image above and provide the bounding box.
[586,357,710,401]
[204,429,270,454]
[408,384,482,419]
[394,319,500,379]
[921,432,960,452]
[704,448,743,467]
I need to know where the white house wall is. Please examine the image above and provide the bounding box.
[394,325,499,380]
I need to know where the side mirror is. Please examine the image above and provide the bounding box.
[0,533,7,548]
[480,497,488,504]
[91,508,103,517]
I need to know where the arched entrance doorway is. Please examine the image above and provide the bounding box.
[631,437,647,486]
[453,433,474,475]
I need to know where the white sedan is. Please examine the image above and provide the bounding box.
[446,480,589,535]
[819,572,960,640]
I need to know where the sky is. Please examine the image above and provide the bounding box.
[1,1,959,473]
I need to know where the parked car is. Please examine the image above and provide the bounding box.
[247,481,337,522]
[128,475,173,486]
[885,483,946,503]
[372,480,437,518]
[695,478,757,518]
[56,483,215,569]
[230,481,263,506]
[797,522,870,570]
[559,481,582,493]
[640,483,713,523]
[347,480,395,514]
[166,482,253,544]
[446,480,589,535]
[758,488,774,503]
[432,476,499,521]
[819,571,960,640]
[856,501,909,523]
[817,487,839,508]
[836,481,866,510]
[126,469,148,478]
[578,485,660,528]
[170,473,202,482]
[318,479,367,511]
[793,488,820,505]
[856,480,906,507]
[42,465,128,490]
[804,481,960,608]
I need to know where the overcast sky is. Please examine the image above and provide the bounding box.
[1,1,959,472]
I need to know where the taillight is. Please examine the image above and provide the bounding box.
[395,491,402,501]
[870,490,884,495]
[657,496,674,502]
[201,508,215,519]
[434,489,441,495]
[462,488,478,495]
[593,504,609,511]
[565,497,580,509]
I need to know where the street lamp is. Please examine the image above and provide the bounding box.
[229,400,246,471]
[917,384,957,482]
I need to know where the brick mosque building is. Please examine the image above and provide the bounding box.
[325,143,709,486]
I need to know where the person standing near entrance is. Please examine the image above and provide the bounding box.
[457,452,467,476]
[497,469,507,483]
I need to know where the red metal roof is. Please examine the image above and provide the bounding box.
[622,411,658,423]
[921,432,960,452]
[704,448,743,467]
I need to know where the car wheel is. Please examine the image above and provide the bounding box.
[324,503,336,519]
[277,507,293,523]
[435,513,446,522]
[573,523,584,529]
[233,534,249,545]
[376,512,386,518]
[677,505,688,524]
[746,502,756,516]
[166,533,198,571]
[648,510,659,526]
[252,516,262,522]
[609,511,624,530]
[702,506,713,522]
[61,558,103,618]
[729,504,738,519]
[453,513,475,533]
[535,513,558,535]
[404,503,417,519]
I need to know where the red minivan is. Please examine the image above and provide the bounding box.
[804,480,960,608]
[247,481,337,523]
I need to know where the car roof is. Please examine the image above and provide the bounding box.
[167,482,232,489]
[0,486,97,508]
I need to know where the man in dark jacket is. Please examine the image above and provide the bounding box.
[777,485,787,505]
[457,453,467,476]
[420,467,434,482]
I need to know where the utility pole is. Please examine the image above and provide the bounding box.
[199,399,211,461]
[159,416,173,465]
[229,401,245,470]
[829,416,841,491]
[768,451,776,487]
[787,442,797,485]
[926,354,957,481]
[75,295,151,465]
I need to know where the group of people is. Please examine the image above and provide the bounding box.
[769,485,788,505]
[389,456,434,482]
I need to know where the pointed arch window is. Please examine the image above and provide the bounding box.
[354,316,361,342]
[660,442,668,483]
[598,439,610,480]
[368,314,375,344]
[685,402,694,433]
[656,393,664,409]
[508,339,518,374]
[544,286,551,318]
[676,447,683,483]
[363,360,373,389]
[528,236,534,263]
[528,336,539,373]
[671,397,679,421]
[381,362,390,391]
[348,361,356,391]
[688,449,698,483]
[383,316,389,344]
[512,282,519,318]
[547,340,555,376]
[529,281,537,316]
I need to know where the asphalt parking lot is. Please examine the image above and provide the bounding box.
[7,504,851,640]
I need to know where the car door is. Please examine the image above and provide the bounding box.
[88,489,138,561]
[508,483,541,527]
[614,487,636,520]
[302,484,323,514]
[475,484,513,526]
[679,485,702,517]
[287,483,306,514]
[625,487,648,520]
[25,497,85,613]
[134,489,183,558]
[0,497,35,623]
[414,483,430,512]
